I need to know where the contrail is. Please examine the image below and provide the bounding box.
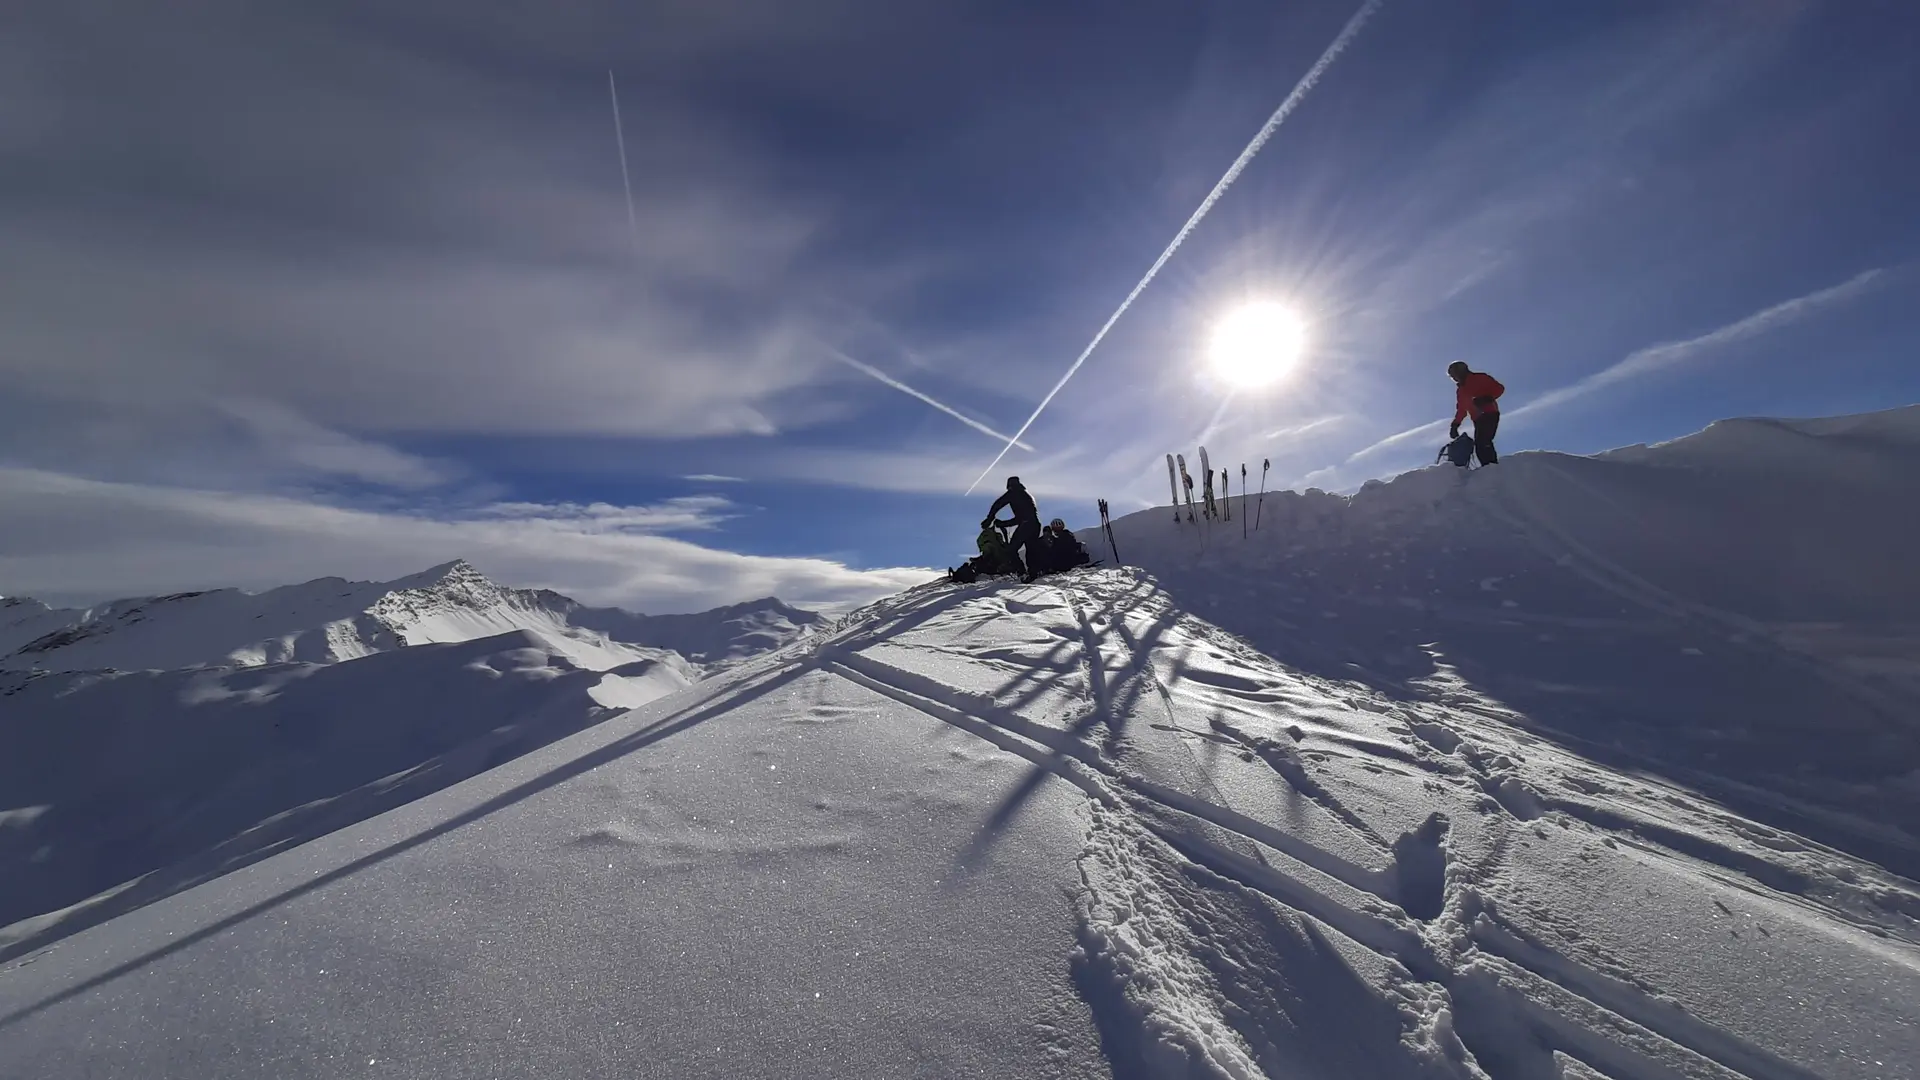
[1193,392,1239,449]
[1263,414,1346,441]
[964,0,1386,495]
[825,346,1036,451]
[608,70,640,261]
[1507,268,1887,419]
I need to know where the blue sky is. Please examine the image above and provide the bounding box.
[2,0,1916,612]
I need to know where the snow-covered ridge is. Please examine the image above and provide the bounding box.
[1120,403,1920,624]
[1109,403,1920,874]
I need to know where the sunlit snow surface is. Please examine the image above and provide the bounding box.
[3,408,1919,1078]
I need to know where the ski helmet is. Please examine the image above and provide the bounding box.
[1447,361,1470,380]
[1049,518,1065,531]
[1006,476,1021,489]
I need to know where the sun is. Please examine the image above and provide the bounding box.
[1209,302,1307,388]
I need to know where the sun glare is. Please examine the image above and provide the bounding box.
[1209,302,1307,388]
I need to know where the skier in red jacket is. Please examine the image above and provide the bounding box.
[1448,361,1504,466]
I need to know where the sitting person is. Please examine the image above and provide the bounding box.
[1037,518,1089,575]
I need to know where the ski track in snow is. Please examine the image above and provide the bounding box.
[801,570,1919,1079]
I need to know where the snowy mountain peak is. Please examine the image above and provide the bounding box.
[369,559,512,636]
[391,558,494,594]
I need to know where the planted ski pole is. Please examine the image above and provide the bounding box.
[1222,469,1231,522]
[1241,464,1247,538]
[1098,499,1121,564]
[1254,458,1270,530]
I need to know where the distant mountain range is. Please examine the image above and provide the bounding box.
[0,558,825,675]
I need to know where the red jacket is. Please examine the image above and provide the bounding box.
[1454,372,1504,424]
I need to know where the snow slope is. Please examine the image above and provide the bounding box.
[0,561,825,961]
[1,409,1915,1079]
[2,570,1915,1077]
[0,634,672,960]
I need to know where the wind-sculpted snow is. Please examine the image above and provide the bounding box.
[3,567,1914,1078]
[0,633,687,960]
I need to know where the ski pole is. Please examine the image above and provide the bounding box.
[1254,459,1269,531]
[1097,499,1121,564]
[1241,464,1247,538]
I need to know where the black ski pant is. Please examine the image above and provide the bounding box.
[1009,518,1043,579]
[1473,410,1499,465]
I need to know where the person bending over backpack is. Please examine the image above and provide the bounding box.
[1447,361,1505,466]
[984,476,1044,583]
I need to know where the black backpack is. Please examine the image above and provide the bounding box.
[1440,434,1477,467]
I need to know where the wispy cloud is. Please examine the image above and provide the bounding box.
[682,474,746,483]
[216,400,460,490]
[824,346,1034,450]
[0,468,933,614]
[0,4,890,452]
[473,496,737,534]
[1508,268,1888,418]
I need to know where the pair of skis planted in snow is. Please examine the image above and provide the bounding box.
[1169,453,1198,523]
[1169,446,1224,522]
